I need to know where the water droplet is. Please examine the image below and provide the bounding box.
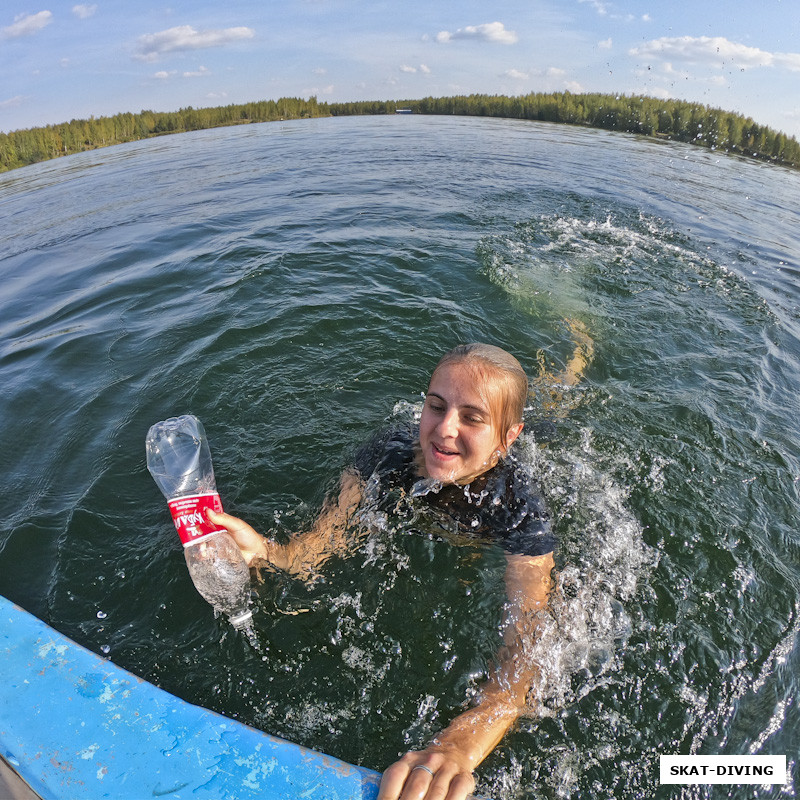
[96,610,107,619]
[100,645,111,654]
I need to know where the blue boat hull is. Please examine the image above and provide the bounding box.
[0,594,381,800]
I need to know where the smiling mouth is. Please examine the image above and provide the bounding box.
[432,443,459,458]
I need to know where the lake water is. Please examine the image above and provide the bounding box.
[1,115,799,798]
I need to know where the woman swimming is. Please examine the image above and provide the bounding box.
[208,331,592,800]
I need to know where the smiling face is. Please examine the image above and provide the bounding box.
[417,360,524,484]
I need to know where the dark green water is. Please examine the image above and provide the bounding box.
[1,115,799,798]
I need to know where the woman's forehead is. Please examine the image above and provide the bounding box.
[429,361,501,408]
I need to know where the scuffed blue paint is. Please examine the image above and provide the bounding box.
[0,595,381,800]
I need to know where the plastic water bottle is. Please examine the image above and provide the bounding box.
[146,415,253,628]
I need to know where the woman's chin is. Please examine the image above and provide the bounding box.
[424,458,463,484]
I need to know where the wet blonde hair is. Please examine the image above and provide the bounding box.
[431,343,528,450]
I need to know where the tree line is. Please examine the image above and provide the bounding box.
[2,92,798,173]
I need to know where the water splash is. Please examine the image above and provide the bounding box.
[410,478,444,498]
[477,206,773,340]
[516,429,650,714]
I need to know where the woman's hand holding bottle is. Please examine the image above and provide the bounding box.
[204,509,278,568]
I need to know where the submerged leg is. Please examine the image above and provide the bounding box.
[532,318,595,416]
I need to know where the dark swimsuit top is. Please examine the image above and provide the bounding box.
[353,426,555,558]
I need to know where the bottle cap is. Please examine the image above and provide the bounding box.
[228,609,254,628]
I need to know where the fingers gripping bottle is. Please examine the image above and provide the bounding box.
[146,415,253,628]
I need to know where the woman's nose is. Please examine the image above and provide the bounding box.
[437,409,459,438]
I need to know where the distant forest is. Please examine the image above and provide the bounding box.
[2,92,799,173]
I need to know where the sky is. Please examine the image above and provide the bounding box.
[2,0,800,138]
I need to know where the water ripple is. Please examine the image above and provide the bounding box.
[1,116,799,797]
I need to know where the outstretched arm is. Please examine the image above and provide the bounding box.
[207,468,364,581]
[377,551,554,800]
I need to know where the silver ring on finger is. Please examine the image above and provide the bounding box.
[411,765,435,777]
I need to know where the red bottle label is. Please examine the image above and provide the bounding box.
[167,493,225,546]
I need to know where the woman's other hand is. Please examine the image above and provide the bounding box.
[378,747,476,800]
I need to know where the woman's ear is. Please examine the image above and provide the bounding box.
[504,421,524,450]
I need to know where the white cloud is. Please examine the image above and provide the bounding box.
[546,67,566,77]
[504,68,529,80]
[776,53,800,71]
[304,84,335,96]
[581,1,653,23]
[598,37,613,50]
[313,67,327,75]
[629,36,800,72]
[400,63,431,75]
[579,0,609,16]
[565,81,585,93]
[0,95,25,109]
[72,4,97,19]
[183,66,210,78]
[135,24,255,62]
[2,10,53,38]
[153,65,214,81]
[436,21,518,45]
